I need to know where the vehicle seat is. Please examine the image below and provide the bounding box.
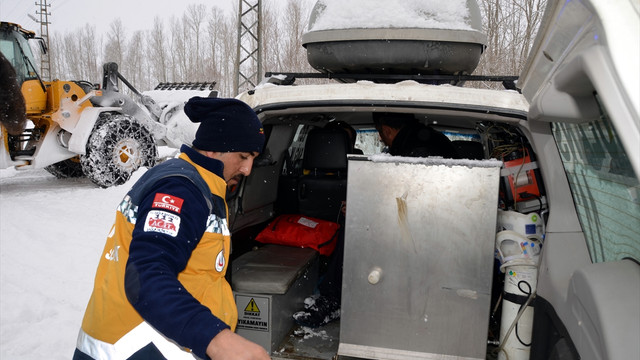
[452,140,485,160]
[298,127,350,223]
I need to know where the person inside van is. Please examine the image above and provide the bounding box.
[373,112,459,158]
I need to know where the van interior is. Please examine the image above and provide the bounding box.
[226,106,547,359]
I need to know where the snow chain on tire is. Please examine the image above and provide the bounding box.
[81,113,157,188]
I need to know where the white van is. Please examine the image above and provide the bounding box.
[227,0,639,359]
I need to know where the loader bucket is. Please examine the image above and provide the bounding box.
[141,82,218,149]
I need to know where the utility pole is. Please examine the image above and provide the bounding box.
[34,0,52,81]
[233,0,262,96]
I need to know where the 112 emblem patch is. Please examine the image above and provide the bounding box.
[144,210,181,237]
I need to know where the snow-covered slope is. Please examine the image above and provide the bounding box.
[0,166,145,358]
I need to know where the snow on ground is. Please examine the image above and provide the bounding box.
[0,166,146,358]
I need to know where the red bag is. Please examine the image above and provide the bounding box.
[255,214,340,256]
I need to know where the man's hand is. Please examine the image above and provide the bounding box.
[206,329,270,360]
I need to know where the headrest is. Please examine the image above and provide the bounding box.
[302,128,350,172]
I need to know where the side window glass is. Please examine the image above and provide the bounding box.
[282,124,312,176]
[0,40,15,63]
[552,99,640,263]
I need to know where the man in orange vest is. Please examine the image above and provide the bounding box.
[74,97,270,360]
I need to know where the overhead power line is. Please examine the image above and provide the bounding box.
[33,0,52,81]
[234,0,262,96]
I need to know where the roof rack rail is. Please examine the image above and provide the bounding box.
[263,72,519,90]
[154,82,217,91]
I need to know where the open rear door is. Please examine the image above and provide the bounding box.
[519,0,639,173]
[518,0,640,359]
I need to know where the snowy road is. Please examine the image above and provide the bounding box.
[0,167,142,359]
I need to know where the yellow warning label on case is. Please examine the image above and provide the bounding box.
[244,298,260,313]
[235,294,269,332]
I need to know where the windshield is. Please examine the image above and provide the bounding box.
[0,27,40,85]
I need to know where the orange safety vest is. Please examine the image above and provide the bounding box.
[76,153,236,359]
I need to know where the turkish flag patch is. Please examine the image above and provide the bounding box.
[152,193,184,213]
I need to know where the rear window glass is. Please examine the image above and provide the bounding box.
[552,110,640,263]
[355,128,385,155]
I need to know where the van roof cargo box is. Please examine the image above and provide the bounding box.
[302,0,487,78]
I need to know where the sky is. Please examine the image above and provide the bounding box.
[0,0,237,36]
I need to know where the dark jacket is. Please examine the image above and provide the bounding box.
[389,122,459,158]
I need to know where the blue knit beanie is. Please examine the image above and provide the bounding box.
[184,97,265,153]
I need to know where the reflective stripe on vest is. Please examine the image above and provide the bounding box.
[76,323,198,360]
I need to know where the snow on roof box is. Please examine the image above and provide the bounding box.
[302,0,487,78]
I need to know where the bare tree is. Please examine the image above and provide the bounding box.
[48,26,98,82]
[216,4,238,97]
[79,25,100,82]
[45,0,545,95]
[125,30,146,90]
[281,0,309,71]
[260,0,314,84]
[514,0,546,62]
[62,32,83,80]
[185,4,208,80]
[48,34,62,80]
[169,16,188,82]
[149,17,169,84]
[261,1,282,73]
[204,5,233,92]
[103,19,127,67]
[475,0,547,88]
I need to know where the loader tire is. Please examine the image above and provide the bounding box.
[44,157,85,178]
[81,113,156,188]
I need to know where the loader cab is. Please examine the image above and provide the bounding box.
[0,22,41,86]
[1,22,48,113]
